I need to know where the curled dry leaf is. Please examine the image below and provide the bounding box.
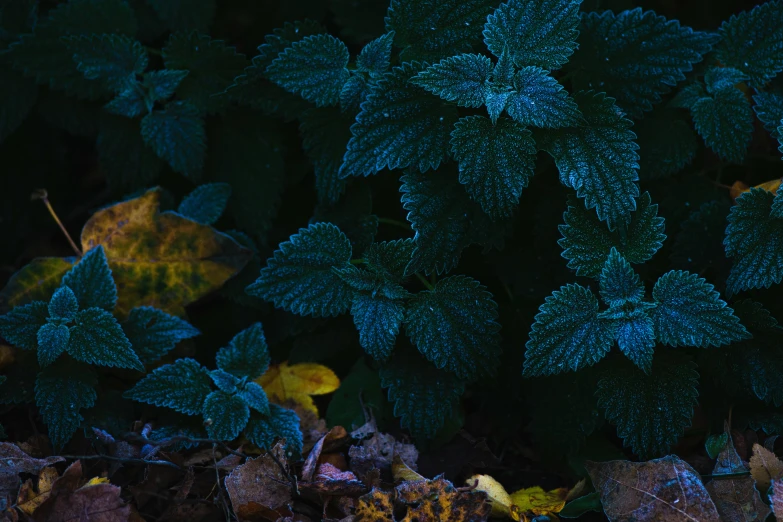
[749,443,783,494]
[17,466,59,515]
[349,423,419,482]
[225,441,294,521]
[392,454,424,483]
[0,442,64,507]
[465,474,516,520]
[772,480,783,519]
[255,362,340,415]
[465,474,578,520]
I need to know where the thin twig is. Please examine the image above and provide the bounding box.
[414,272,434,290]
[31,189,82,257]
[61,454,183,470]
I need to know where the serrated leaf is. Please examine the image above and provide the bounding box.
[410,54,493,108]
[299,107,352,203]
[405,275,501,380]
[485,90,511,124]
[68,308,142,371]
[61,245,117,312]
[356,31,395,74]
[0,301,49,350]
[753,91,783,142]
[122,307,200,365]
[691,85,753,164]
[311,183,378,256]
[238,382,270,415]
[0,257,74,311]
[651,270,749,347]
[245,404,303,458]
[104,81,146,118]
[37,323,70,368]
[380,348,465,439]
[340,62,457,178]
[124,358,212,415]
[177,183,231,225]
[599,248,645,307]
[774,190,783,218]
[725,188,783,294]
[537,91,640,231]
[705,66,749,93]
[141,100,206,181]
[483,0,581,69]
[716,0,783,86]
[614,311,656,374]
[266,34,349,107]
[366,239,416,283]
[339,74,371,114]
[65,33,147,92]
[246,223,353,317]
[559,192,666,277]
[144,70,189,104]
[506,67,582,128]
[636,107,698,180]
[210,369,239,393]
[215,323,270,380]
[203,390,249,441]
[450,115,536,219]
[573,9,716,118]
[47,286,78,322]
[596,354,699,458]
[35,364,97,451]
[146,0,215,33]
[385,0,494,63]
[523,284,614,377]
[96,115,164,192]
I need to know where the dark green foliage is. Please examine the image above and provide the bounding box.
[410,54,493,108]
[356,32,395,74]
[635,108,698,180]
[146,0,215,33]
[65,34,147,92]
[61,245,117,311]
[35,364,98,451]
[0,301,48,350]
[177,183,231,225]
[203,391,249,441]
[214,323,270,380]
[68,308,142,370]
[124,358,213,415]
[122,307,200,364]
[141,101,206,181]
[299,107,352,203]
[246,404,303,458]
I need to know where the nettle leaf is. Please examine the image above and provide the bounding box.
[96,116,164,192]
[0,301,49,350]
[380,349,465,439]
[691,83,753,164]
[311,184,378,256]
[365,239,415,283]
[725,188,783,294]
[247,223,353,317]
[246,404,303,458]
[753,91,783,152]
[704,66,748,93]
[238,382,270,415]
[636,107,698,180]
[614,311,657,374]
[209,369,239,393]
[339,74,371,113]
[339,62,457,178]
[215,323,270,380]
[35,364,97,451]
[122,307,200,365]
[37,323,70,368]
[47,286,78,322]
[450,115,536,219]
[573,9,716,118]
[651,270,749,347]
[599,248,645,307]
[203,391,249,441]
[536,91,640,231]
[385,0,494,63]
[104,82,147,118]
[483,0,581,69]
[124,358,212,415]
[596,353,699,458]
[61,245,117,312]
[299,107,353,203]
[716,0,783,86]
[143,70,190,105]
[69,308,143,371]
[505,67,582,128]
[146,0,215,33]
[410,54,493,108]
[405,275,501,380]
[141,101,206,181]
[177,183,231,226]
[356,31,395,75]
[65,34,147,92]
[266,34,350,107]
[559,192,666,277]
[523,284,614,377]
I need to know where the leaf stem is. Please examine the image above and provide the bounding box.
[414,272,434,290]
[350,258,366,265]
[31,189,83,257]
[377,217,411,231]
[700,471,751,480]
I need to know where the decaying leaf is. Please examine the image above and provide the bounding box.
[17,466,59,515]
[749,443,783,494]
[772,480,783,519]
[465,474,516,520]
[355,487,395,522]
[225,441,294,520]
[586,455,721,522]
[255,361,340,415]
[510,486,569,518]
[0,257,74,311]
[730,177,782,202]
[466,474,577,521]
[0,442,64,508]
[349,420,419,481]
[392,454,424,483]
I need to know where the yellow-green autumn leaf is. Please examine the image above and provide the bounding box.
[255,361,340,415]
[0,257,74,311]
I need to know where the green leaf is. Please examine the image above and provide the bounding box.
[177,183,231,225]
[122,307,200,365]
[716,0,783,86]
[246,223,353,317]
[559,192,666,278]
[536,91,640,231]
[68,308,142,371]
[505,67,582,128]
[266,34,349,107]
[37,323,70,368]
[483,0,581,69]
[523,284,614,377]
[385,0,494,63]
[162,32,249,114]
[339,74,371,113]
[725,188,783,294]
[96,115,164,192]
[339,62,458,178]
[104,81,146,118]
[0,62,37,143]
[573,8,716,118]
[450,115,536,219]
[245,404,303,458]
[215,323,270,380]
[356,31,395,74]
[0,301,49,350]
[61,245,117,312]
[410,54,493,108]
[238,382,270,415]
[599,248,645,307]
[405,275,501,380]
[311,184,379,256]
[774,190,783,218]
[596,354,699,458]
[299,107,352,203]
[203,390,249,441]
[143,70,190,105]
[651,270,749,347]
[326,358,387,430]
[65,34,147,92]
[613,311,656,374]
[636,107,698,180]
[753,91,783,142]
[366,239,415,284]
[35,364,97,451]
[560,492,603,518]
[380,348,465,439]
[123,358,212,415]
[209,369,239,393]
[146,0,215,33]
[48,286,79,322]
[141,100,206,181]
[704,66,749,93]
[705,432,729,459]
[691,84,753,164]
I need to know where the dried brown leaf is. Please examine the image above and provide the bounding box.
[225,441,293,520]
[349,430,418,482]
[302,427,350,482]
[0,442,64,505]
[397,476,490,522]
[706,434,770,522]
[33,465,131,522]
[749,443,783,494]
[771,480,783,519]
[17,466,59,515]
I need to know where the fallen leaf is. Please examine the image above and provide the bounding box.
[509,486,568,518]
[355,488,394,522]
[225,441,294,520]
[256,362,340,415]
[349,424,418,482]
[17,466,59,515]
[465,474,517,520]
[0,257,74,311]
[0,442,64,508]
[392,455,424,483]
[300,462,365,496]
[749,443,783,494]
[772,480,783,519]
[586,455,721,522]
[731,177,782,202]
[302,427,350,482]
[397,476,490,522]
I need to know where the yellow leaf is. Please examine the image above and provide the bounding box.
[465,474,518,520]
[510,486,569,517]
[750,443,783,494]
[255,362,340,415]
[0,257,74,311]
[731,178,782,202]
[394,454,426,483]
[81,476,110,487]
[17,466,59,515]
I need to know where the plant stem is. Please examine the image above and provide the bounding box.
[377,217,411,231]
[31,189,82,257]
[350,258,366,265]
[414,272,434,290]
